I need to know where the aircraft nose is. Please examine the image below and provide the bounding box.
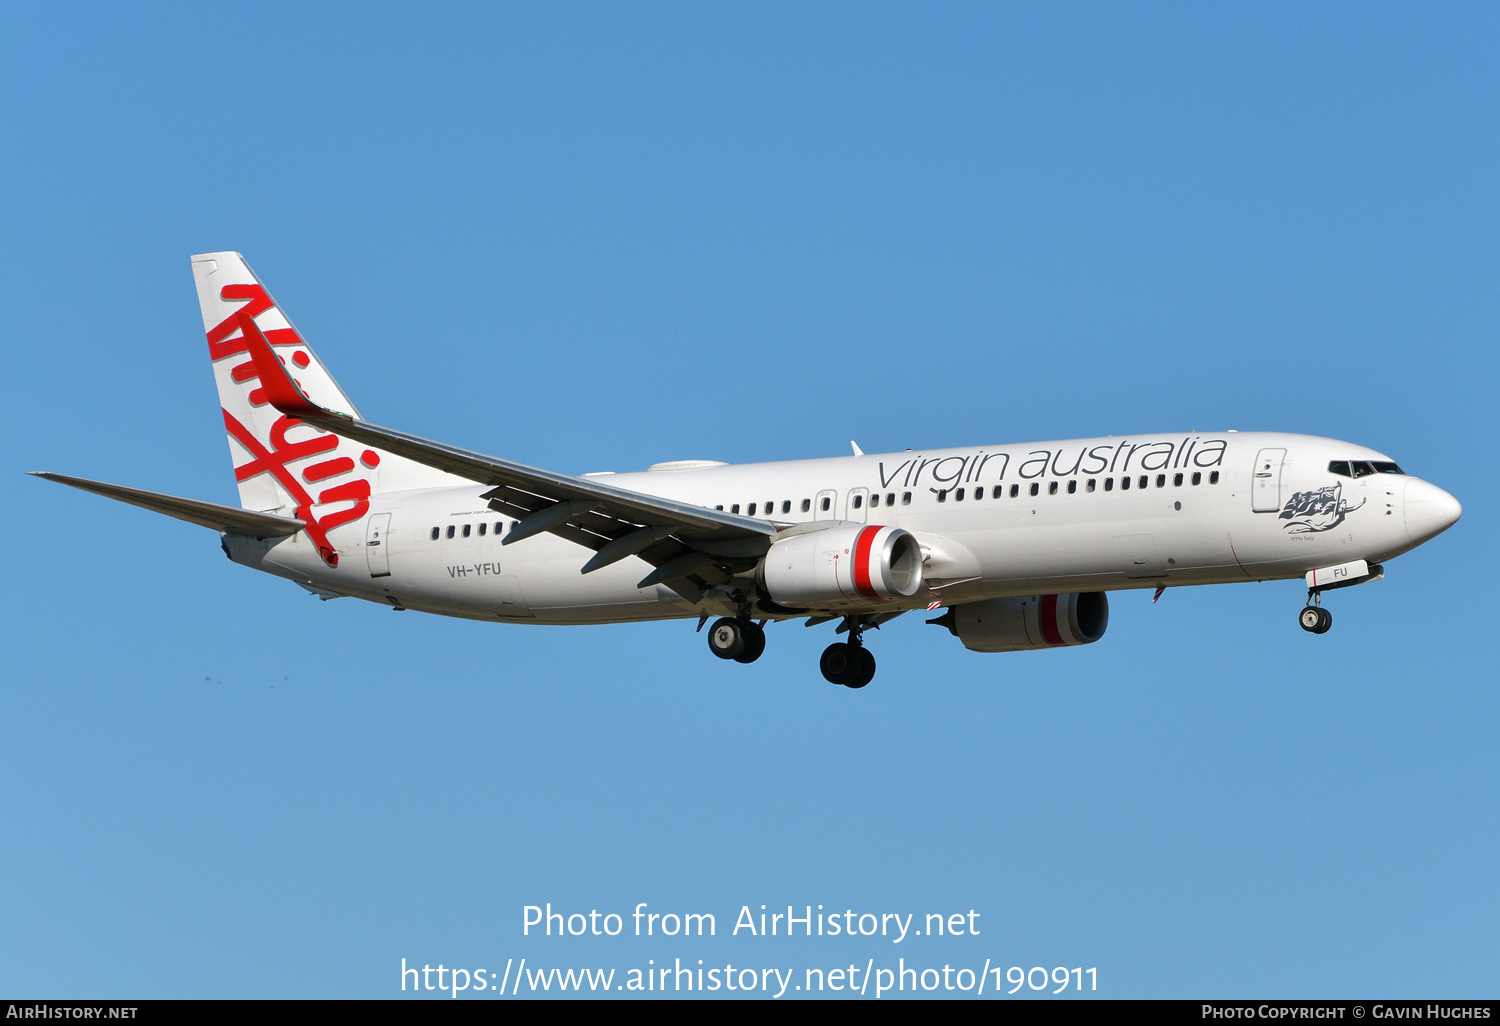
[1404,477,1461,544]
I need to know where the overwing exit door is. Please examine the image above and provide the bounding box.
[1252,448,1286,513]
[847,487,869,523]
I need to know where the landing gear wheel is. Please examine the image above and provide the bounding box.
[1299,606,1333,634]
[820,643,859,686]
[845,647,876,689]
[820,643,876,688]
[707,617,746,660]
[733,622,766,664]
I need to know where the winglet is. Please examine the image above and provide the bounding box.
[238,310,325,419]
[850,441,864,457]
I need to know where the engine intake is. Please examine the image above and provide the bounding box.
[929,593,1109,653]
[760,525,924,610]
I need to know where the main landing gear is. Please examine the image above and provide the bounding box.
[820,641,876,689]
[706,617,766,663]
[704,611,880,688]
[820,617,877,689]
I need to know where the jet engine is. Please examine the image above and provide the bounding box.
[928,593,1109,653]
[759,525,924,610]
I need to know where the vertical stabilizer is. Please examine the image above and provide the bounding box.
[191,252,459,564]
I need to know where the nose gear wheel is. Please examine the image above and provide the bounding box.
[1299,606,1332,634]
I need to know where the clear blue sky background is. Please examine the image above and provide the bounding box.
[2,2,1495,999]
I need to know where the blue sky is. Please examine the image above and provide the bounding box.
[2,2,1495,998]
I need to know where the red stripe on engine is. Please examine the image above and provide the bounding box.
[852,526,881,599]
[1039,594,1065,645]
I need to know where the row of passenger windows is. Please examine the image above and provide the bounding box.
[429,469,1227,539]
[712,471,1223,516]
[714,493,913,516]
[1329,460,1403,478]
[430,521,508,540]
[935,470,1220,501]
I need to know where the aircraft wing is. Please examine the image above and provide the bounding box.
[238,310,774,599]
[31,472,305,537]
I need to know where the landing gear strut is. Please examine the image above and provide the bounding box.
[1299,591,1333,634]
[820,617,877,688]
[707,617,766,663]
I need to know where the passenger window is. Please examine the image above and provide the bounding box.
[1064,480,1075,494]
[1140,476,1149,489]
[782,500,791,514]
[972,487,981,500]
[886,493,895,506]
[954,488,964,501]
[1210,471,1220,484]
[1121,476,1130,490]
[1372,461,1404,475]
[1030,482,1040,497]
[1352,461,1376,478]
[1328,460,1351,477]
[1173,473,1183,486]
[937,489,947,502]
[821,496,832,511]
[851,495,863,509]
[732,504,740,514]
[446,525,455,539]
[478,522,486,536]
[1191,472,1201,485]
[1048,481,1058,495]
[496,522,504,535]
[993,486,1003,499]
[801,498,811,512]
[764,500,773,515]
[430,527,439,540]
[747,503,757,516]
[715,505,724,511]
[1155,474,1166,488]
[901,492,911,505]
[462,523,471,537]
[1104,477,1114,491]
[1086,478,1096,492]
[1010,484,1020,498]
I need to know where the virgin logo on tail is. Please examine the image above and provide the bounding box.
[207,283,373,567]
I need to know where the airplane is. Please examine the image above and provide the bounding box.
[34,252,1462,688]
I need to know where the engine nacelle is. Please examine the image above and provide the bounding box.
[760,525,924,610]
[930,592,1109,653]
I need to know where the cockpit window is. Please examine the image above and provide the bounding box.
[1332,458,1403,477]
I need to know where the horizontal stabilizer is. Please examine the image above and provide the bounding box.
[31,472,305,537]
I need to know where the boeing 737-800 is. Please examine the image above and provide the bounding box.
[34,253,1462,687]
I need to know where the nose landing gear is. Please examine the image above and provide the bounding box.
[1299,585,1333,634]
[1298,604,1332,633]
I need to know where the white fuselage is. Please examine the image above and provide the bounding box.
[222,431,1447,624]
